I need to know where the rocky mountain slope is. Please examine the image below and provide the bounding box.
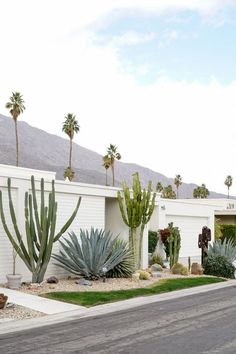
[0,114,227,198]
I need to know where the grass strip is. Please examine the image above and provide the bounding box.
[42,276,226,307]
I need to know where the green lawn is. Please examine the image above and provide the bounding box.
[42,276,225,307]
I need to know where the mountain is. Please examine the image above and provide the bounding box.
[0,114,228,198]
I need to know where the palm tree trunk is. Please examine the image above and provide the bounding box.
[14,120,19,166]
[228,187,229,199]
[176,187,178,199]
[112,163,115,186]
[69,138,72,170]
[105,169,108,186]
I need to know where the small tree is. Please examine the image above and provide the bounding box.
[224,175,233,199]
[174,174,182,198]
[193,184,209,198]
[162,185,176,199]
[5,92,25,167]
[107,144,121,186]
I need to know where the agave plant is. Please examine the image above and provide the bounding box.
[52,228,134,279]
[206,238,236,263]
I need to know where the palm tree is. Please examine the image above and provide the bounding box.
[62,113,80,181]
[193,184,209,198]
[107,144,121,186]
[5,92,25,166]
[162,185,176,199]
[156,181,163,193]
[174,174,182,198]
[224,175,233,199]
[102,155,111,186]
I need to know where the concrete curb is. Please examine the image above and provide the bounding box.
[0,279,235,335]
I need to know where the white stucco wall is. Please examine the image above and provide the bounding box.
[149,199,216,265]
[0,165,107,283]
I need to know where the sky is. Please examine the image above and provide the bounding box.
[0,0,236,195]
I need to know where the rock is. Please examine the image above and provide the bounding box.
[46,276,59,284]
[152,272,162,278]
[151,263,163,272]
[191,262,203,275]
[145,268,153,274]
[132,273,140,282]
[75,278,92,286]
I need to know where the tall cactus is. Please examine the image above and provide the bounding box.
[138,181,156,268]
[117,173,156,268]
[0,176,81,283]
[117,173,143,267]
[168,223,181,268]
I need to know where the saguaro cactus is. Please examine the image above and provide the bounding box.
[168,223,181,268]
[0,176,81,283]
[117,173,143,266]
[138,181,156,268]
[117,173,156,268]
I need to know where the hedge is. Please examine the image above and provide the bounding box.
[148,231,158,253]
[220,224,236,245]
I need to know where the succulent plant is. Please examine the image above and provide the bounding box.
[52,228,134,279]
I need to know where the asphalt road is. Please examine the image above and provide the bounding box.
[1,286,236,354]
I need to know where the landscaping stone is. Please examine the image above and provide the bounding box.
[152,272,162,278]
[76,278,92,286]
[46,276,59,284]
[191,263,203,275]
[151,263,163,272]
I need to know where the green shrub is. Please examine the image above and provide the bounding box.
[137,270,151,280]
[52,228,134,279]
[220,224,236,245]
[148,231,158,253]
[171,263,188,276]
[207,239,236,263]
[151,253,164,267]
[204,255,235,279]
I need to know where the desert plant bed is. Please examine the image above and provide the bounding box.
[0,304,44,323]
[42,277,225,307]
[12,270,204,296]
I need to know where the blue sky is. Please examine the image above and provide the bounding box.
[94,8,236,85]
[1,1,236,194]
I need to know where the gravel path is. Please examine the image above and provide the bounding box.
[0,304,44,323]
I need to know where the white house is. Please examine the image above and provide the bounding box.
[0,164,223,283]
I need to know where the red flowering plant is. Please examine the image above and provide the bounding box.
[159,228,171,259]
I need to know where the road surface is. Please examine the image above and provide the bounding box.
[1,286,236,354]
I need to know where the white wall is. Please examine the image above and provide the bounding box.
[0,165,107,283]
[149,199,216,265]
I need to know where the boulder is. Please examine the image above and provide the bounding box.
[191,262,203,275]
[46,276,59,284]
[151,263,163,272]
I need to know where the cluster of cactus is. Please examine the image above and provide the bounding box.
[168,223,181,268]
[117,172,156,269]
[0,176,81,283]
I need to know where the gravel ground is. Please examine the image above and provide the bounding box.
[0,304,44,323]
[13,270,198,295]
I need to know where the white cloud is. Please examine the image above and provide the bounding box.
[103,31,157,47]
[0,1,236,196]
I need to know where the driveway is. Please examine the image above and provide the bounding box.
[1,285,236,353]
